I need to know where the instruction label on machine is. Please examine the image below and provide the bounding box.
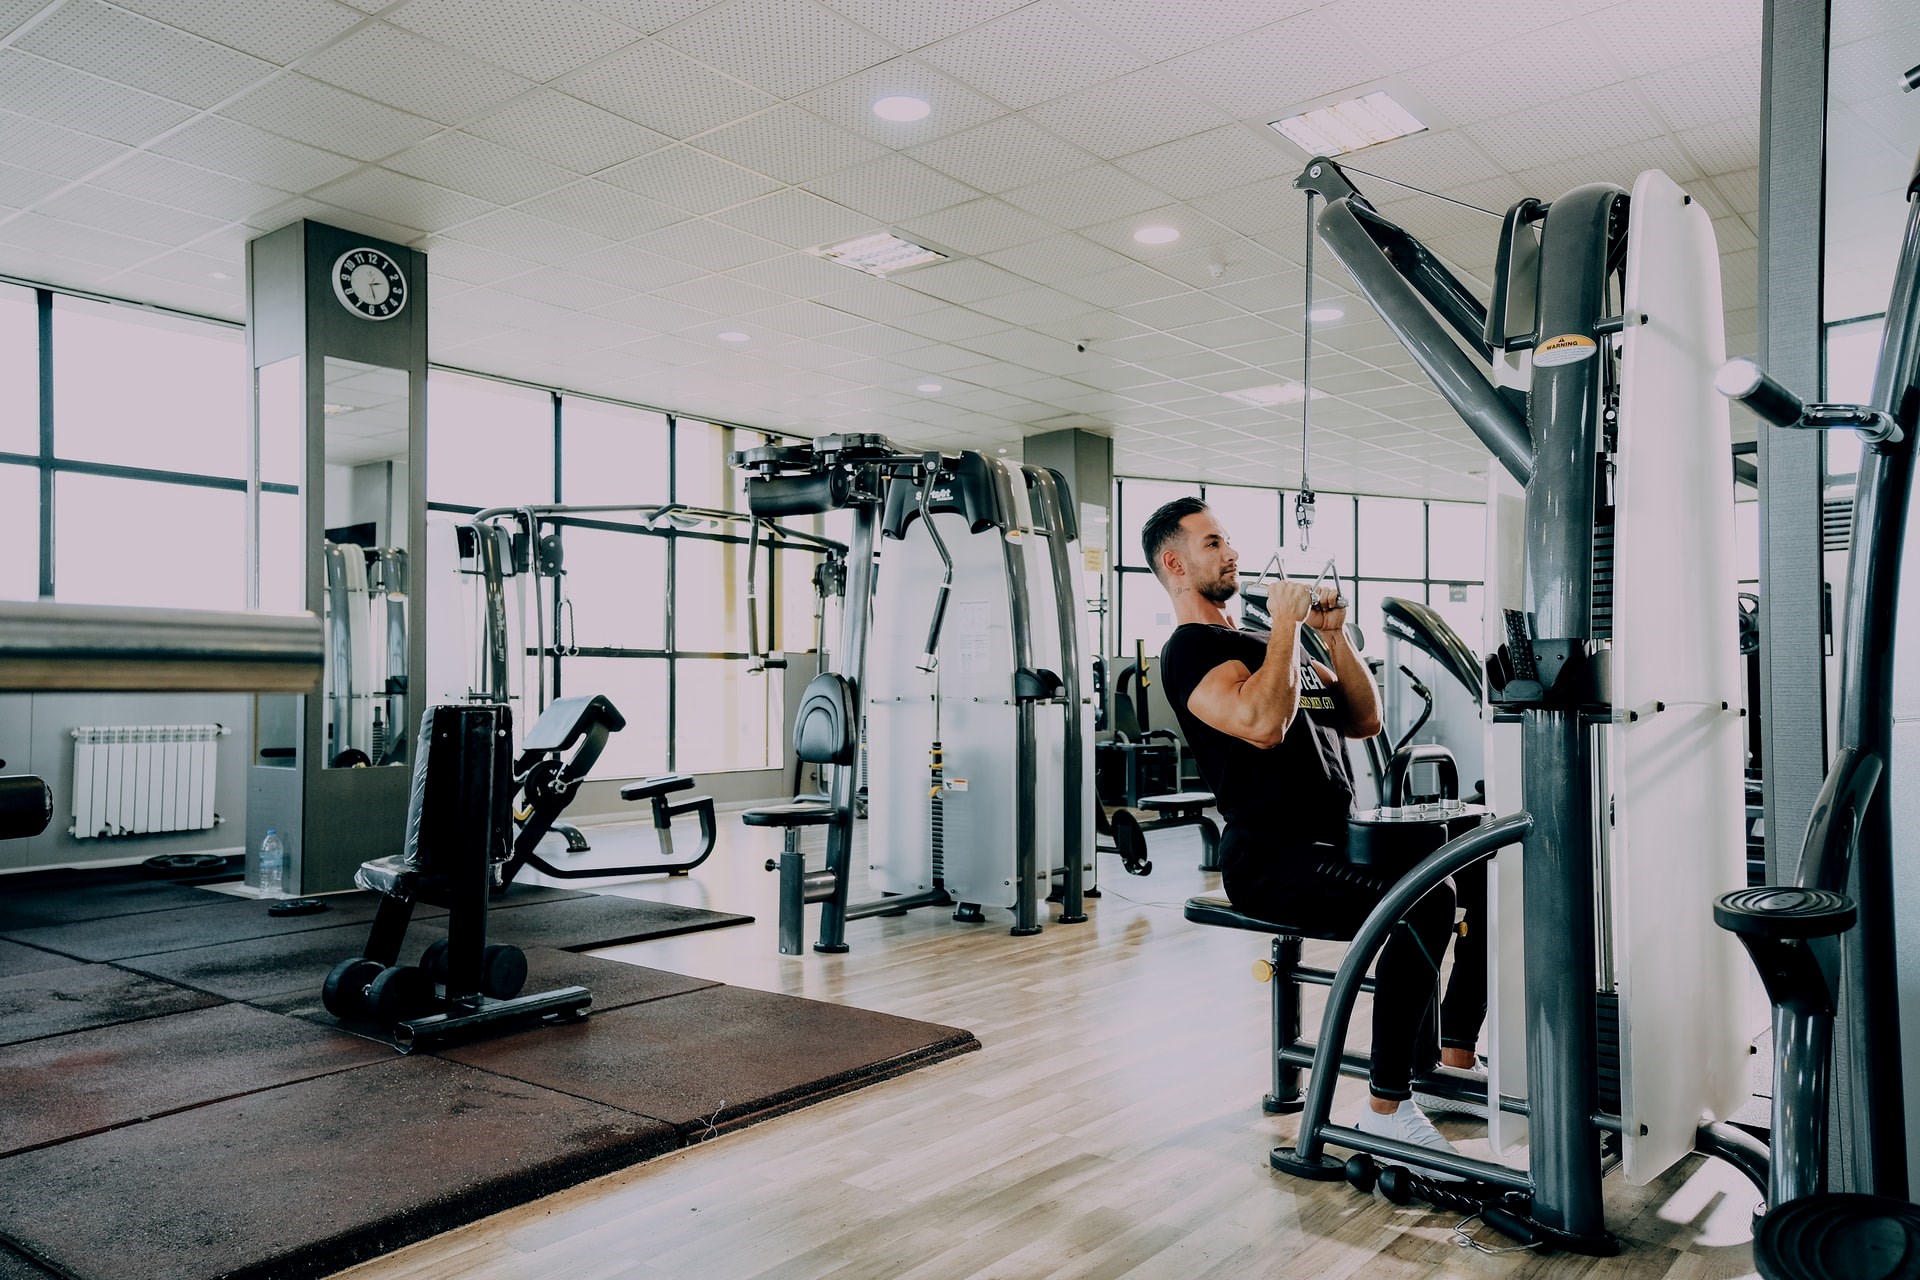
[954,600,991,673]
[1535,333,1598,366]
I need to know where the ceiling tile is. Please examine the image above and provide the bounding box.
[1055,261,1187,308]
[804,154,982,224]
[382,130,578,203]
[692,105,887,185]
[154,115,361,190]
[87,153,293,221]
[222,73,441,162]
[599,145,783,214]
[888,258,1026,304]
[492,266,634,310]
[1070,0,1317,61]
[1635,45,1759,132]
[390,0,644,82]
[1514,136,1699,200]
[515,179,687,238]
[814,276,949,322]
[560,241,708,290]
[300,22,536,125]
[659,0,895,100]
[654,273,791,318]
[1024,68,1232,160]
[573,0,734,35]
[891,305,1012,340]
[897,197,1055,255]
[1587,0,1759,78]
[0,108,135,179]
[312,167,498,231]
[0,161,67,209]
[592,295,723,334]
[0,50,199,147]
[998,163,1170,229]
[1404,21,1620,126]
[1162,11,1387,120]
[448,206,617,260]
[108,0,363,66]
[250,195,425,244]
[919,2,1143,111]
[795,57,1005,148]
[724,250,853,296]
[908,116,1097,194]
[981,234,1134,285]
[629,218,789,271]
[555,39,779,140]
[1077,203,1240,262]
[1320,0,1571,75]
[1464,84,1662,172]
[1112,125,1295,201]
[710,188,877,251]
[466,89,672,174]
[740,299,868,338]
[1674,116,1759,178]
[418,236,544,285]
[18,0,277,110]
[967,285,1100,326]
[0,212,170,270]
[817,0,1031,53]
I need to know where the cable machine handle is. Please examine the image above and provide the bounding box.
[915,459,955,673]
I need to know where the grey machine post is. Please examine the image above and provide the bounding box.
[1269,157,1759,1253]
[732,434,1088,954]
[1711,123,1920,1211]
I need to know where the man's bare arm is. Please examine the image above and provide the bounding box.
[1184,582,1316,749]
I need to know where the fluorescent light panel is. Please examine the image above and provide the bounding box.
[1224,381,1319,407]
[815,232,948,276]
[1270,91,1425,156]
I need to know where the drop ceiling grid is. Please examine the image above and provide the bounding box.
[0,48,200,146]
[1022,67,1234,160]
[795,58,1005,148]
[552,39,779,140]
[106,0,364,66]
[656,0,895,101]
[916,2,1145,111]
[299,22,536,126]
[18,0,278,110]
[221,73,442,161]
[387,0,646,83]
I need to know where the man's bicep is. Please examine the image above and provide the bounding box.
[1184,660,1257,741]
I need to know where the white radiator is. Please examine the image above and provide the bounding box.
[69,724,227,839]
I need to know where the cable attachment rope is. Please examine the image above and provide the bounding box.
[1296,189,1318,552]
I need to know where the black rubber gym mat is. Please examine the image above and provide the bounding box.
[0,1055,680,1280]
[0,894,399,962]
[0,1002,390,1158]
[113,920,449,1003]
[0,963,223,1047]
[251,945,722,1028]
[0,940,82,980]
[478,893,754,951]
[0,1242,56,1280]
[0,878,232,932]
[439,982,981,1136]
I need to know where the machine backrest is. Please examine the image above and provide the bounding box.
[402,702,514,876]
[794,672,857,765]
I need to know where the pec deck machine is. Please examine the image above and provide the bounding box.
[1246,157,1764,1252]
[731,435,1093,955]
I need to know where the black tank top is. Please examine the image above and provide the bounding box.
[1158,623,1356,854]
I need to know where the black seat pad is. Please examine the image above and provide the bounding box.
[1183,894,1349,941]
[741,802,836,828]
[1140,791,1214,812]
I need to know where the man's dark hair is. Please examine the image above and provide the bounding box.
[1140,496,1208,582]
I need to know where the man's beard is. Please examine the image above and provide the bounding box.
[1197,575,1237,605]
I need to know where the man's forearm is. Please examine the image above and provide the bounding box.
[1323,626,1381,734]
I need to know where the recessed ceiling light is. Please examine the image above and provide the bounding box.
[322,402,353,417]
[873,96,930,122]
[1223,381,1320,407]
[917,382,943,394]
[208,270,231,281]
[1308,305,1344,322]
[997,447,1008,455]
[815,231,949,277]
[1269,91,1426,157]
[1133,225,1180,245]
[718,330,750,342]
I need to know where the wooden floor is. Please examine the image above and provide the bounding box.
[339,814,1763,1280]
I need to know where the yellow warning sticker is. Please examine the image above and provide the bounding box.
[1535,333,1599,367]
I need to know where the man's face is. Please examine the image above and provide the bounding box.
[1176,511,1238,604]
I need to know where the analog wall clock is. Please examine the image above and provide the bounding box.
[331,247,407,320]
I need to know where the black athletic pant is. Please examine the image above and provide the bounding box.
[1221,829,1478,1100]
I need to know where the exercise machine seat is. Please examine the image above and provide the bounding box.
[742,801,836,828]
[794,672,857,765]
[1183,894,1352,943]
[1140,791,1215,813]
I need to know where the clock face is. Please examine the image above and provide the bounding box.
[331,247,407,320]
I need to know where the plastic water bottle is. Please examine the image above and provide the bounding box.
[258,828,286,900]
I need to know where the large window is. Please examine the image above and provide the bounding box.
[11,279,817,780]
[1111,477,1487,663]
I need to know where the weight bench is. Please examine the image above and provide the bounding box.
[1109,791,1221,876]
[499,693,718,886]
[323,702,591,1050]
[743,672,858,956]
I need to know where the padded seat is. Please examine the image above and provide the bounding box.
[1184,894,1350,942]
[742,801,835,828]
[353,855,416,899]
[620,774,695,802]
[1141,791,1214,813]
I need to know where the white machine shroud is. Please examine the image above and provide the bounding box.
[1483,467,1529,1159]
[1609,169,1756,1181]
[867,460,1069,907]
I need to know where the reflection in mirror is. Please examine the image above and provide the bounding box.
[322,357,410,769]
[254,356,303,768]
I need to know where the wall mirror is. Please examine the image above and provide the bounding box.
[321,356,411,768]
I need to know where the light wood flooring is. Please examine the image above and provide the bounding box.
[339,812,1763,1280]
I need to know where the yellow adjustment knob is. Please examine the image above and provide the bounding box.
[1252,959,1275,983]
[1456,921,1469,938]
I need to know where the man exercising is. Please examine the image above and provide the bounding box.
[1144,496,1482,1169]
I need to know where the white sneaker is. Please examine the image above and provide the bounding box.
[1411,1060,1489,1120]
[1354,1100,1466,1181]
